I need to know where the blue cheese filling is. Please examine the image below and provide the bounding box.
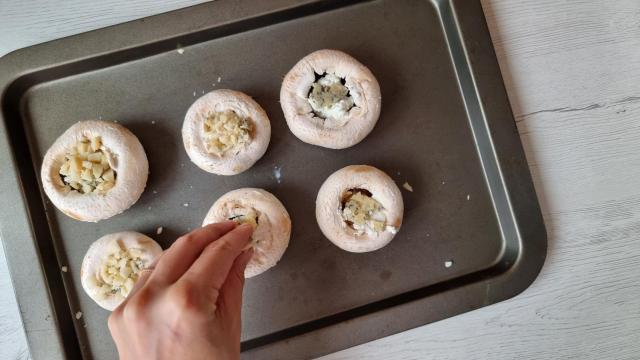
[342,190,388,235]
[308,73,355,120]
[92,244,147,300]
[228,207,260,249]
[59,136,116,194]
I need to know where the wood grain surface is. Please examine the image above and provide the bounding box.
[1,0,639,359]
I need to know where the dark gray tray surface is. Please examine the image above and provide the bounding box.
[0,0,546,359]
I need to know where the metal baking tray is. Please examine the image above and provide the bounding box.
[0,0,547,359]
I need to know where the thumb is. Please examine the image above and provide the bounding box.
[217,248,253,322]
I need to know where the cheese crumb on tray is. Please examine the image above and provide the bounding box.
[402,182,413,192]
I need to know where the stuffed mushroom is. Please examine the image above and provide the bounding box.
[183,89,271,175]
[316,165,403,252]
[203,188,291,277]
[280,49,381,149]
[81,231,162,311]
[41,120,148,222]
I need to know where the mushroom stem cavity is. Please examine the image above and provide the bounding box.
[228,207,260,248]
[341,188,387,235]
[59,136,116,194]
[94,244,146,300]
[228,207,259,229]
[203,110,253,157]
[307,72,355,119]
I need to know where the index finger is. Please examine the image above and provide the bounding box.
[148,221,237,285]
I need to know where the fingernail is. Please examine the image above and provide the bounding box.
[204,220,236,229]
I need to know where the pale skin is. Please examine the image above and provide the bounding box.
[108,221,254,360]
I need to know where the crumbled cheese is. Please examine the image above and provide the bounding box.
[228,207,260,249]
[228,208,258,229]
[183,203,189,207]
[444,260,454,268]
[403,182,413,192]
[308,73,354,119]
[156,227,163,235]
[217,76,222,83]
[61,266,68,273]
[75,311,83,319]
[202,110,252,157]
[59,136,116,195]
[342,191,387,235]
[93,242,147,300]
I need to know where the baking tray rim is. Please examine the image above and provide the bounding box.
[0,0,547,358]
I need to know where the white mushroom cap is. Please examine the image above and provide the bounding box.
[182,89,271,175]
[203,188,291,278]
[316,165,403,252]
[280,49,382,149]
[80,231,162,311]
[40,120,148,222]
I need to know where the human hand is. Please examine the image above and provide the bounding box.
[108,221,254,360]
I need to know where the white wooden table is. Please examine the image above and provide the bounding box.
[2,0,640,359]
